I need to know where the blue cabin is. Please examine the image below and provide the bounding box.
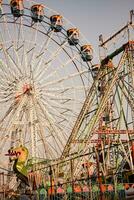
[67,28,79,45]
[50,15,63,32]
[10,0,24,17]
[81,45,93,62]
[31,4,44,23]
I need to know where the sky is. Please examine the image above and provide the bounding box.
[34,0,133,58]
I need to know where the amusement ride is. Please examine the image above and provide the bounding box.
[0,0,133,199]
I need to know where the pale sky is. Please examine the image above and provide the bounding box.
[34,0,133,57]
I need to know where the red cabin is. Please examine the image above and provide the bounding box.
[50,15,63,32]
[67,28,79,45]
[10,0,24,17]
[31,4,44,22]
[81,45,93,62]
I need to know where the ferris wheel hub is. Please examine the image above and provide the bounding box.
[22,83,32,95]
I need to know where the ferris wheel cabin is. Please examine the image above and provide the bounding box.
[91,64,100,78]
[10,0,24,17]
[67,28,79,45]
[31,4,44,22]
[0,0,2,16]
[81,45,93,62]
[50,15,63,32]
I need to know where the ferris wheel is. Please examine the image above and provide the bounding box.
[0,0,95,170]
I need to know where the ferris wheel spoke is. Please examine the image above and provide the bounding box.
[44,48,80,70]
[2,17,24,76]
[37,100,66,152]
[0,78,13,91]
[40,38,70,66]
[15,17,25,48]
[36,123,56,159]
[0,84,15,97]
[33,47,54,81]
[40,70,88,88]
[33,47,62,80]
[31,95,63,156]
[43,30,78,66]
[0,96,28,136]
[27,23,40,78]
[39,99,68,138]
[12,18,30,76]
[0,102,16,124]
[41,85,89,93]
[40,94,83,112]
[19,42,28,77]
[41,89,82,103]
[40,98,72,127]
[0,48,17,82]
[2,15,14,42]
[44,40,67,63]
[37,121,62,159]
[46,140,60,157]
[0,95,14,103]
[12,45,26,76]
[32,39,81,84]
[34,30,54,60]
[0,92,12,102]
[1,44,23,78]
[40,95,75,114]
[35,53,83,84]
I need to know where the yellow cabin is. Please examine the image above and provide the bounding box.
[67,28,79,45]
[10,0,24,17]
[31,4,44,22]
[50,15,63,32]
[81,44,93,62]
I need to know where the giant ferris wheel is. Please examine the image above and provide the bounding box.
[0,1,134,197]
[0,0,94,171]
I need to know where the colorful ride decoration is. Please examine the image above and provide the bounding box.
[67,28,79,45]
[28,171,44,188]
[50,15,63,32]
[10,0,24,17]
[31,4,44,22]
[6,145,29,186]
